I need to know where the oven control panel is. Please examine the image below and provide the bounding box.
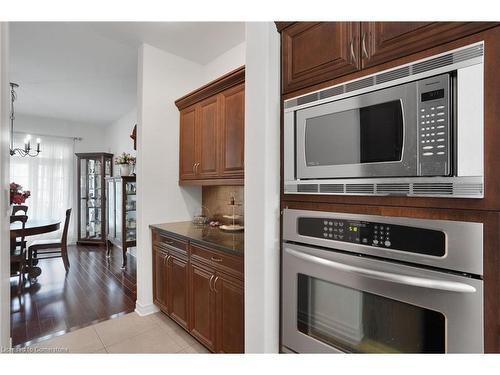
[297,217,445,257]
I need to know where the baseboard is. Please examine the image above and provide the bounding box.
[135,301,159,316]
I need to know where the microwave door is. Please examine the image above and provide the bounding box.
[296,82,418,180]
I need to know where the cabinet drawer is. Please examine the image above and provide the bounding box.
[190,243,243,276]
[152,231,188,254]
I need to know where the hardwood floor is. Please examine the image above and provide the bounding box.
[10,244,136,347]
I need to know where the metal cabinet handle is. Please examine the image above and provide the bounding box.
[192,163,196,174]
[209,274,215,291]
[350,40,357,64]
[195,162,200,174]
[285,247,477,293]
[361,33,369,59]
[210,257,223,262]
[213,276,219,293]
[163,240,174,245]
[163,254,171,265]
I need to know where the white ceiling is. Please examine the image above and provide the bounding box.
[9,22,245,125]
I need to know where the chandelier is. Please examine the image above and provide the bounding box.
[9,82,41,157]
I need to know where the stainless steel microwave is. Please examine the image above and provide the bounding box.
[284,42,484,198]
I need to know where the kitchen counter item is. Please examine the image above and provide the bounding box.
[220,224,244,232]
[150,221,243,256]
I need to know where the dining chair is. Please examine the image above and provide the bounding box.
[12,205,28,216]
[28,208,72,273]
[10,215,28,293]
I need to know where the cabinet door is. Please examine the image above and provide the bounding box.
[179,106,197,180]
[196,96,219,178]
[219,84,244,178]
[215,272,244,353]
[189,262,216,351]
[168,253,189,330]
[282,22,360,93]
[153,247,169,312]
[361,22,497,68]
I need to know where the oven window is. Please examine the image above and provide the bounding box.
[297,274,445,353]
[304,100,403,166]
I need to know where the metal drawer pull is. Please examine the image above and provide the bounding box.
[285,248,476,294]
[210,257,223,262]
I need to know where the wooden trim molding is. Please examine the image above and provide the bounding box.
[175,66,245,110]
[275,22,296,32]
[179,178,244,186]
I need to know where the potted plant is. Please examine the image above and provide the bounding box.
[115,152,136,176]
[10,182,31,205]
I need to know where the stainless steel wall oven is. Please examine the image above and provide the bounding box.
[281,209,484,353]
[284,42,484,198]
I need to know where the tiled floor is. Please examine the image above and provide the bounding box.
[27,312,210,354]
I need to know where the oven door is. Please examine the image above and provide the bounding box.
[282,243,483,353]
[295,81,418,179]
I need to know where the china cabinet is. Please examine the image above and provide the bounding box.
[76,153,113,246]
[106,176,136,268]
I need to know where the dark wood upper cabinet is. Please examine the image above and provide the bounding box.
[197,96,219,178]
[168,252,189,330]
[179,106,197,180]
[361,22,498,68]
[278,22,498,94]
[176,67,245,185]
[220,83,245,178]
[282,22,361,93]
[189,262,216,351]
[215,272,244,353]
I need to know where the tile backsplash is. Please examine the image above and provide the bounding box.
[202,186,244,224]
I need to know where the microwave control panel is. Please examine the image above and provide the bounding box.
[417,74,451,176]
[297,217,445,257]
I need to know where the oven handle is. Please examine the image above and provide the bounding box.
[286,248,477,293]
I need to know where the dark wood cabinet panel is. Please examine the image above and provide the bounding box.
[168,253,189,330]
[220,83,245,178]
[361,22,497,68]
[282,22,360,93]
[179,106,197,180]
[189,262,216,351]
[153,247,169,311]
[215,272,244,353]
[196,96,219,178]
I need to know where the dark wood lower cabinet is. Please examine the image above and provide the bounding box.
[153,247,169,311]
[152,231,244,353]
[215,272,244,353]
[169,252,189,330]
[189,262,216,351]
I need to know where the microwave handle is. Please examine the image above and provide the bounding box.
[285,247,476,293]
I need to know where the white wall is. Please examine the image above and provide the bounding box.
[244,22,281,353]
[135,44,204,315]
[202,41,245,84]
[0,22,10,349]
[105,108,137,166]
[14,113,108,153]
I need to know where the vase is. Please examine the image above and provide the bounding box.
[119,164,131,176]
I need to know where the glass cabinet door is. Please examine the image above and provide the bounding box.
[107,178,115,241]
[125,180,136,242]
[80,157,103,240]
[115,179,122,241]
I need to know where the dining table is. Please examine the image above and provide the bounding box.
[10,218,61,279]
